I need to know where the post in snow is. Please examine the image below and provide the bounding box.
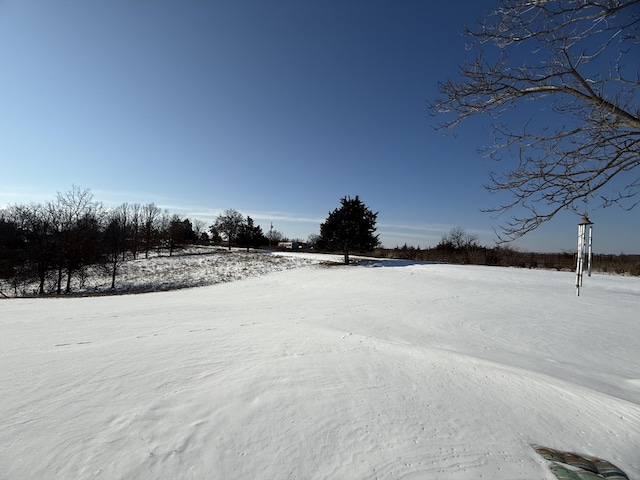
[575,215,594,296]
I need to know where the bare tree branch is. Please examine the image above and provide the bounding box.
[431,0,640,241]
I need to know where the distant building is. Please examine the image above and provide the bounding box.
[277,241,308,250]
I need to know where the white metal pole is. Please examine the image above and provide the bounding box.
[580,224,586,287]
[587,226,593,277]
[575,223,584,296]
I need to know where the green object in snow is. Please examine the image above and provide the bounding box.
[533,445,629,480]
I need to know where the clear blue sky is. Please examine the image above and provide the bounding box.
[1,0,637,253]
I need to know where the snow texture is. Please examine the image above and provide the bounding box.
[1,252,639,479]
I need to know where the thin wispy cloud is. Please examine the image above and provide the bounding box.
[93,189,172,206]
[164,205,325,226]
[380,222,494,237]
[0,186,60,206]
[378,222,454,234]
[244,211,325,224]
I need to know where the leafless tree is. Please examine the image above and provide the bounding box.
[103,207,128,289]
[212,209,244,250]
[267,228,286,246]
[307,233,321,248]
[115,203,132,261]
[9,203,55,294]
[438,226,481,251]
[141,203,161,258]
[55,186,102,293]
[129,203,141,259]
[431,0,640,241]
[157,209,171,255]
[192,219,208,243]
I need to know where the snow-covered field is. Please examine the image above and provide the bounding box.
[1,252,639,479]
[1,248,318,296]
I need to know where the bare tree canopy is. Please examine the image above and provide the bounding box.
[431,0,640,241]
[439,226,480,251]
[212,209,245,250]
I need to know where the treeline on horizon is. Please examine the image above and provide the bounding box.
[1,187,639,297]
[372,244,640,277]
[0,186,293,297]
[371,226,639,276]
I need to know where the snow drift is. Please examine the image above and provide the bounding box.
[1,254,639,479]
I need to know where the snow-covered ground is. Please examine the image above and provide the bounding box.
[1,252,639,479]
[1,248,318,296]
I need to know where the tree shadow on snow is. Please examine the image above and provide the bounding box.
[352,258,441,268]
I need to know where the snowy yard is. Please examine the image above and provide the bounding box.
[1,252,639,479]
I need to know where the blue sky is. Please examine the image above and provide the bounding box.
[1,0,637,253]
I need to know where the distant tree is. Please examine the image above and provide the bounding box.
[157,209,171,255]
[0,212,25,295]
[238,216,266,251]
[141,203,161,258]
[208,225,222,245]
[266,227,285,247]
[192,219,208,244]
[319,195,379,265]
[46,201,64,294]
[110,203,142,261]
[437,227,480,251]
[3,192,102,296]
[168,216,197,255]
[248,217,257,251]
[11,203,57,294]
[114,203,132,261]
[307,233,321,249]
[168,214,184,256]
[129,203,141,259]
[102,210,128,289]
[431,0,640,241]
[212,209,244,250]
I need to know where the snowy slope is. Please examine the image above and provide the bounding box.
[1,257,639,479]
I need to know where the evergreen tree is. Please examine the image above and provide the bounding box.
[238,216,267,251]
[208,226,222,245]
[168,216,196,256]
[319,195,379,265]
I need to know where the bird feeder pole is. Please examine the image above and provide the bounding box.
[575,215,593,296]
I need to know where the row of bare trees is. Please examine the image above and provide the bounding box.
[0,187,200,296]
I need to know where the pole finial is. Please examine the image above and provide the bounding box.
[578,215,593,226]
